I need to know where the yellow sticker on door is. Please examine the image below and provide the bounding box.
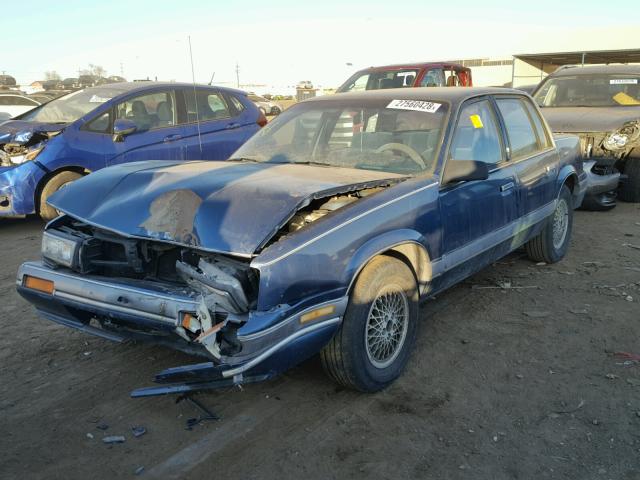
[469,114,484,129]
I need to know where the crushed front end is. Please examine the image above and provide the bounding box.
[0,125,62,216]
[17,215,346,396]
[565,121,640,209]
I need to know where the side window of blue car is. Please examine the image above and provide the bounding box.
[449,99,503,165]
[183,90,231,123]
[116,91,176,132]
[495,98,541,160]
[85,110,111,133]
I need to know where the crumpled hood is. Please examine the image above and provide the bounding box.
[541,106,640,133]
[0,120,66,144]
[49,160,403,256]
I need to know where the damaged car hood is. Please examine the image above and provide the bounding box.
[49,160,404,256]
[540,106,640,133]
[0,120,66,144]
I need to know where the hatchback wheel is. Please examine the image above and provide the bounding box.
[320,256,419,392]
[38,171,82,221]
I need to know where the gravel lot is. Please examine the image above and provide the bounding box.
[1,204,639,480]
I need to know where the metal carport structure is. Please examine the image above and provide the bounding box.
[511,48,640,87]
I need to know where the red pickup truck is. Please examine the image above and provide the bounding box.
[337,62,472,93]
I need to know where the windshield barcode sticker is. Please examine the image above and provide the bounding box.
[610,79,638,85]
[387,99,441,113]
[89,94,112,103]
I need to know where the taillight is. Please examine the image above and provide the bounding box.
[257,111,268,127]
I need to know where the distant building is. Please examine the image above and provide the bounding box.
[449,58,514,87]
[453,48,640,89]
[29,81,45,91]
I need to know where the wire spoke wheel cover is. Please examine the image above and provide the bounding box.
[365,285,409,369]
[552,198,569,249]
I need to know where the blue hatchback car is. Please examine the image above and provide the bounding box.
[0,82,265,219]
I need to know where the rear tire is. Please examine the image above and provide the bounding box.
[525,185,573,264]
[619,157,640,203]
[38,171,82,221]
[320,256,419,392]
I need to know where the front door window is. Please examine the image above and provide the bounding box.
[116,91,176,131]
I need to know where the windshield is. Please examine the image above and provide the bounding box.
[339,69,420,93]
[534,74,640,107]
[231,98,448,175]
[19,87,122,123]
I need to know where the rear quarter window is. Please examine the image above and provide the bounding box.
[495,98,541,159]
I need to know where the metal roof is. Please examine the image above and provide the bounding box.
[514,48,640,67]
[547,64,640,76]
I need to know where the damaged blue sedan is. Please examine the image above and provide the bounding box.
[17,88,585,396]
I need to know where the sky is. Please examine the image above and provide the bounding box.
[4,0,639,88]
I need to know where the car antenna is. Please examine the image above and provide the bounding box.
[208,71,215,86]
[188,35,203,154]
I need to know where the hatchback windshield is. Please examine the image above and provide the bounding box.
[231,98,448,175]
[534,74,640,107]
[20,87,123,123]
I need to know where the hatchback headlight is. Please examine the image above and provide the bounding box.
[603,132,628,151]
[42,230,81,268]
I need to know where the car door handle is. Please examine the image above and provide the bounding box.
[163,134,182,143]
[500,181,515,192]
[226,123,241,130]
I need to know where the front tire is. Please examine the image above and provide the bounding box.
[320,256,419,392]
[38,171,82,221]
[525,185,573,263]
[619,157,640,203]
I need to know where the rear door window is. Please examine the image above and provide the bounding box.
[420,69,445,87]
[183,90,231,123]
[495,98,541,159]
[523,100,551,148]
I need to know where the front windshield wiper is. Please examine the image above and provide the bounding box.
[291,161,332,167]
[228,157,260,162]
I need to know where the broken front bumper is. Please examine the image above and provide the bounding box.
[0,162,46,216]
[582,159,622,209]
[16,261,346,393]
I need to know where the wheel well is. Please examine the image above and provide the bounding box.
[350,243,432,296]
[563,173,577,193]
[35,166,87,212]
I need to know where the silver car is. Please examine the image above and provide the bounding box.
[248,94,282,116]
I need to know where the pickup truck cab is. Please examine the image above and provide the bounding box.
[337,62,472,93]
[17,88,584,396]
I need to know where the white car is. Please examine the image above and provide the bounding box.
[0,93,41,120]
[248,94,282,116]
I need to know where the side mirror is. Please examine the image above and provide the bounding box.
[441,160,490,185]
[112,118,137,142]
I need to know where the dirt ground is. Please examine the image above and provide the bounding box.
[1,204,639,480]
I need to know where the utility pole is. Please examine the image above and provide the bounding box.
[235,62,240,88]
[120,62,124,77]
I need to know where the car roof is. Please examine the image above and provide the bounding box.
[80,82,247,96]
[306,87,523,107]
[355,62,468,72]
[551,64,640,77]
